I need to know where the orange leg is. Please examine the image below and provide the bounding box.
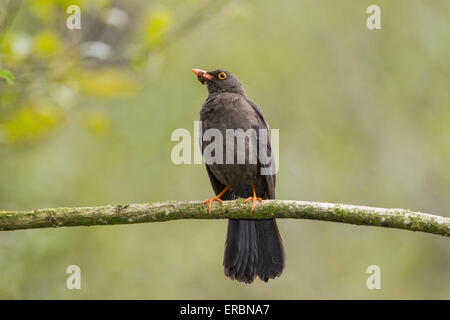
[203,186,231,214]
[244,184,263,215]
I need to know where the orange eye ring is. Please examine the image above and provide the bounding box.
[218,72,227,80]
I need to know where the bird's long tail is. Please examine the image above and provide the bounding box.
[223,219,285,283]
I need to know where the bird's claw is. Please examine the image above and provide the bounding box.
[203,197,224,214]
[244,196,263,215]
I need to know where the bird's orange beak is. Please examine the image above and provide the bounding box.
[192,69,214,80]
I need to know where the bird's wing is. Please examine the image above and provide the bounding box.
[200,114,231,197]
[205,165,228,196]
[246,99,276,199]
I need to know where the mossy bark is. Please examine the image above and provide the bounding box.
[0,200,448,236]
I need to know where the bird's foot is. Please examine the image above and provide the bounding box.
[203,197,224,215]
[243,196,263,215]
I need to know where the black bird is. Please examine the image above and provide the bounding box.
[192,68,285,283]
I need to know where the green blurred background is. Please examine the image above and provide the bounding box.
[0,0,449,299]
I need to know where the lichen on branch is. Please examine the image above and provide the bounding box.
[0,200,448,237]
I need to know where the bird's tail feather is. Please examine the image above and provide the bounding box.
[223,219,285,283]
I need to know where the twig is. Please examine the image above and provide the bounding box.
[0,200,448,236]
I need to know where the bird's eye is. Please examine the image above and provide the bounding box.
[218,72,227,80]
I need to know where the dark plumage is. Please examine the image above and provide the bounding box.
[193,68,285,283]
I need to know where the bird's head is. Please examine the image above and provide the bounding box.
[192,68,245,95]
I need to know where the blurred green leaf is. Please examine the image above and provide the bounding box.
[1,104,61,145]
[84,113,111,137]
[33,30,62,58]
[0,69,14,85]
[77,69,138,99]
[144,8,173,48]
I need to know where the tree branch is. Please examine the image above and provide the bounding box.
[0,200,448,236]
